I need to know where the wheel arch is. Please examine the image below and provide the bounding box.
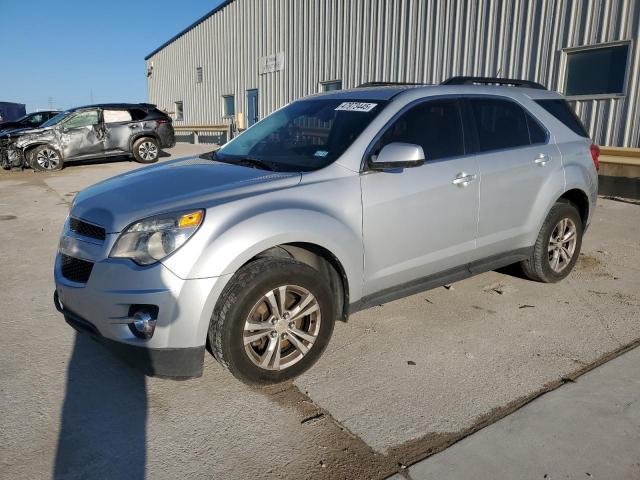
[558,188,590,228]
[129,132,160,151]
[247,242,350,322]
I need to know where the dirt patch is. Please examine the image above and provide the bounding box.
[258,382,398,479]
[0,214,17,221]
[576,253,602,272]
[262,339,640,479]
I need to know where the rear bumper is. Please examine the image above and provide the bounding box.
[54,290,205,378]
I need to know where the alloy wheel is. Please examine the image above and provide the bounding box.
[139,141,158,161]
[36,149,60,170]
[548,217,577,273]
[243,285,321,371]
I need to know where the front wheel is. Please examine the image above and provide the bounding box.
[521,202,583,283]
[132,137,160,163]
[29,145,64,172]
[208,257,336,385]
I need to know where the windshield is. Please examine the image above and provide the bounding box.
[215,98,387,172]
[40,111,72,128]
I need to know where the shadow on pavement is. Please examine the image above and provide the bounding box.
[54,333,147,479]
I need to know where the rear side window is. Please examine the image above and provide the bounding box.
[377,99,465,160]
[535,99,589,138]
[103,110,132,123]
[129,109,148,121]
[469,99,530,151]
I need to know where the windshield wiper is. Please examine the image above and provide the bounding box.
[217,155,278,172]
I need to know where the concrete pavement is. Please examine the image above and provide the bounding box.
[399,344,640,480]
[1,144,639,479]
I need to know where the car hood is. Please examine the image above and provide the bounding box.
[71,156,302,233]
[0,126,48,139]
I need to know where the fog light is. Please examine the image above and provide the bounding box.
[130,310,157,339]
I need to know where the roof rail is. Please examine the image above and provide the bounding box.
[441,76,547,90]
[357,81,431,88]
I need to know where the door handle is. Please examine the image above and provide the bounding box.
[534,154,550,166]
[128,124,139,129]
[452,172,477,187]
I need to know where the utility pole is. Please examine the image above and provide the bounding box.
[48,97,54,109]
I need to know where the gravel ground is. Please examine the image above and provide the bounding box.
[1,144,638,479]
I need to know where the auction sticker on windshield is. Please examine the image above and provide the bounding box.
[335,102,378,112]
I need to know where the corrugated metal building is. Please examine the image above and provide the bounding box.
[145,0,639,147]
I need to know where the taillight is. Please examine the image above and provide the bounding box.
[590,144,600,171]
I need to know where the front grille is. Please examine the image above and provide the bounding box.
[69,217,106,241]
[61,254,94,283]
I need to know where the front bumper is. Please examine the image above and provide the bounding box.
[54,224,225,378]
[54,290,205,378]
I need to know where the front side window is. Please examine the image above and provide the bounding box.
[26,113,45,125]
[564,43,630,97]
[223,95,235,117]
[62,110,99,129]
[216,98,387,172]
[375,99,465,161]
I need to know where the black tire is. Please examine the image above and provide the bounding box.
[132,137,160,163]
[29,145,64,172]
[209,257,336,385]
[521,201,583,283]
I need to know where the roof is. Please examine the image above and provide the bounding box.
[66,103,156,112]
[307,84,563,102]
[145,0,236,60]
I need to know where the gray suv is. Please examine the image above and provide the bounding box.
[1,103,175,171]
[53,77,598,384]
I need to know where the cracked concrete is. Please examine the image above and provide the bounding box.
[1,145,639,479]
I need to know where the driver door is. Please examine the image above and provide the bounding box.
[361,98,480,296]
[57,109,104,159]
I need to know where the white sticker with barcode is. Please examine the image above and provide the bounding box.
[335,102,378,112]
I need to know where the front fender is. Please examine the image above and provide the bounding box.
[162,208,364,302]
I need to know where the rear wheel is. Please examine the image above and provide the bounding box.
[521,202,583,283]
[29,145,63,172]
[132,137,159,163]
[208,257,335,385]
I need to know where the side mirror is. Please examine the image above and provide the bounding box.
[369,142,425,170]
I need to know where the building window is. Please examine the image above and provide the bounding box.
[321,80,342,92]
[223,95,235,117]
[174,101,183,121]
[564,42,630,97]
[196,67,203,84]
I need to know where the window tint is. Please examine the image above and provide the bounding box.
[565,44,629,96]
[535,99,589,138]
[103,109,132,123]
[27,114,44,124]
[526,115,547,144]
[469,99,530,152]
[377,99,464,160]
[63,110,99,129]
[129,108,148,121]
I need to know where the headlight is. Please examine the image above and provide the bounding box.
[110,210,204,265]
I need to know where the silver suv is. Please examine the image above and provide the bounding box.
[54,77,599,384]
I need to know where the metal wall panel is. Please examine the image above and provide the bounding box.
[146,0,639,147]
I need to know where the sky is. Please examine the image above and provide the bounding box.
[0,0,226,112]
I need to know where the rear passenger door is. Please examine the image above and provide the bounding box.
[465,97,563,260]
[361,98,480,295]
[103,109,134,153]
